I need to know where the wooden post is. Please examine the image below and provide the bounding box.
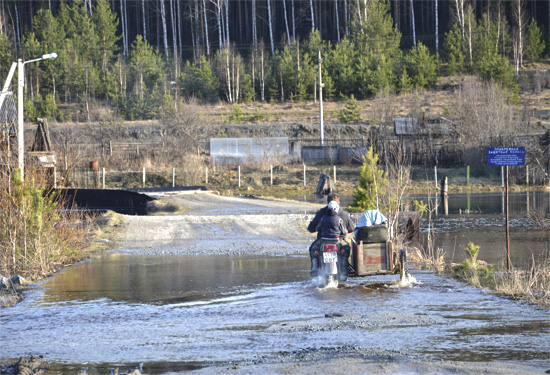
[142,167,146,188]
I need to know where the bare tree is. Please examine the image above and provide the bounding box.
[160,0,169,61]
[202,0,210,55]
[512,0,527,73]
[410,0,416,45]
[267,0,275,55]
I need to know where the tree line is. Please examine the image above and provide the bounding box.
[0,0,547,121]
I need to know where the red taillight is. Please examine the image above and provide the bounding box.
[323,243,339,252]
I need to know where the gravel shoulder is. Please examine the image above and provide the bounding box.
[114,191,547,375]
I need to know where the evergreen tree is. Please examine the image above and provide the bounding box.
[403,42,438,89]
[350,149,388,212]
[125,35,164,119]
[336,94,361,123]
[443,24,465,75]
[0,34,13,81]
[93,0,121,99]
[179,56,219,103]
[524,19,545,62]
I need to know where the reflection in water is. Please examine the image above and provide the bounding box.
[41,255,309,304]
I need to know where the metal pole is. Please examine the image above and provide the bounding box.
[434,166,438,188]
[505,166,511,271]
[17,59,24,181]
[238,166,241,187]
[333,165,336,184]
[172,167,175,187]
[318,50,324,146]
[103,168,105,189]
[303,164,306,186]
[142,167,146,188]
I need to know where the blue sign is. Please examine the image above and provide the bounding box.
[487,147,525,166]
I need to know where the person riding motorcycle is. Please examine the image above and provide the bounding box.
[307,192,355,279]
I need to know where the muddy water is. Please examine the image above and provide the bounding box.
[1,192,549,374]
[302,191,549,268]
[1,254,549,374]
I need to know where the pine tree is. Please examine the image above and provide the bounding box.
[443,24,465,75]
[336,94,361,123]
[93,0,121,97]
[524,19,545,63]
[403,42,438,89]
[350,149,388,212]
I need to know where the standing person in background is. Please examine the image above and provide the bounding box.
[307,192,355,278]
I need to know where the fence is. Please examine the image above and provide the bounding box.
[59,163,546,191]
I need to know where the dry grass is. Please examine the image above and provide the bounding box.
[0,168,93,279]
[408,245,446,272]
[493,256,550,307]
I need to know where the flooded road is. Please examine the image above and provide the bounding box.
[2,254,548,374]
[1,192,549,374]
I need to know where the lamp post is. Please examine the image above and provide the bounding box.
[18,52,57,181]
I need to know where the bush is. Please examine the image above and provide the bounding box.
[0,170,91,278]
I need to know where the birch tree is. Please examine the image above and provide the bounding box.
[160,0,169,61]
[512,0,527,72]
[410,0,416,45]
[267,0,274,55]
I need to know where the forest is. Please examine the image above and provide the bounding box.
[0,0,548,121]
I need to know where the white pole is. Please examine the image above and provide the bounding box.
[434,166,438,188]
[333,165,336,184]
[17,59,24,181]
[238,165,241,187]
[172,167,176,187]
[143,167,146,188]
[54,167,57,188]
[102,167,105,189]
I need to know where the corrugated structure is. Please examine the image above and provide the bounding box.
[210,137,290,165]
[0,91,17,139]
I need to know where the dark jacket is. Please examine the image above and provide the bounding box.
[308,206,355,236]
[315,213,346,239]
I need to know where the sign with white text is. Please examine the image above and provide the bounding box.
[487,147,525,166]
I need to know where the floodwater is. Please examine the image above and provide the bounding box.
[1,192,549,374]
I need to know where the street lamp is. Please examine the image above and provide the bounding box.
[18,52,57,181]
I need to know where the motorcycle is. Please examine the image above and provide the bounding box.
[314,239,349,287]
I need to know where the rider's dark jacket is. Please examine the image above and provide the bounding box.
[315,211,347,240]
[308,206,354,238]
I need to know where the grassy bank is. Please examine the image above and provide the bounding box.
[0,171,97,307]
